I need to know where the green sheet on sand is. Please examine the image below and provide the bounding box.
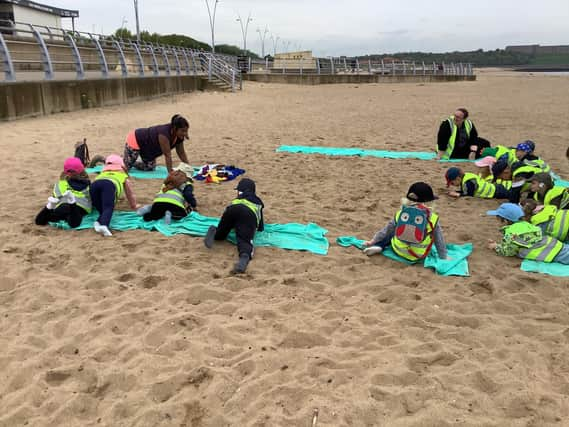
[86,165,171,179]
[50,211,329,255]
[521,260,569,277]
[336,236,472,276]
[276,145,472,162]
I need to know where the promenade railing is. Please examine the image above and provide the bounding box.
[0,21,242,91]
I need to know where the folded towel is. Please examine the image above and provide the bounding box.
[521,260,569,277]
[51,211,329,255]
[336,236,472,276]
[86,165,171,179]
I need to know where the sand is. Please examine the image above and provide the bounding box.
[1,70,569,427]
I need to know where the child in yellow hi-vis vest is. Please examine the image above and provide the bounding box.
[362,182,449,262]
[204,178,264,274]
[487,203,569,264]
[137,163,197,223]
[89,154,137,237]
[35,157,92,228]
[445,165,511,199]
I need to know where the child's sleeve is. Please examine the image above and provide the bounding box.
[257,206,265,232]
[495,235,519,257]
[371,220,395,245]
[433,224,448,259]
[459,180,476,197]
[124,179,137,209]
[182,184,197,208]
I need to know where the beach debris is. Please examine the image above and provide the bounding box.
[312,408,319,427]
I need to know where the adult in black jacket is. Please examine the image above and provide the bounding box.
[437,108,481,160]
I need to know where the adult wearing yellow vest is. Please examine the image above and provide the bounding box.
[204,178,265,274]
[487,203,569,264]
[90,155,138,237]
[436,108,481,160]
[530,173,569,210]
[35,157,91,228]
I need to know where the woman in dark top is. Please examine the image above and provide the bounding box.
[123,114,190,172]
[436,108,481,160]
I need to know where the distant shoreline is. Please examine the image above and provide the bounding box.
[511,64,569,72]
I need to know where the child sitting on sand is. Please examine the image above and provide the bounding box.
[530,173,569,210]
[362,182,448,261]
[521,199,569,243]
[35,157,92,228]
[487,203,569,264]
[446,166,510,199]
[90,154,137,237]
[204,178,264,274]
[137,163,197,223]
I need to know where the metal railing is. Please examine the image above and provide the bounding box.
[247,57,474,76]
[0,21,242,91]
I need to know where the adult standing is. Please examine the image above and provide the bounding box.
[436,108,480,160]
[123,114,190,172]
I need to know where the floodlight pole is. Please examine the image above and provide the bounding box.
[205,0,220,53]
[236,12,252,54]
[257,25,269,57]
[133,0,141,42]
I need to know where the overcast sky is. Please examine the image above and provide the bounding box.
[54,0,569,56]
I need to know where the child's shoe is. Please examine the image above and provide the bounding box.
[231,254,250,274]
[136,205,152,216]
[204,226,217,248]
[94,221,113,237]
[363,246,383,256]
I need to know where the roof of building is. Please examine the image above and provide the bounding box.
[0,0,79,18]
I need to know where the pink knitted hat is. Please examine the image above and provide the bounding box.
[63,157,85,175]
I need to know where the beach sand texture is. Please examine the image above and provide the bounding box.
[1,70,569,426]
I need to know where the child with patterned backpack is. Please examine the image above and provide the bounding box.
[362,182,448,261]
[89,154,137,237]
[137,163,197,223]
[487,203,569,264]
[35,157,92,228]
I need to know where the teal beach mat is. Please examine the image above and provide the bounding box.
[276,145,472,162]
[336,236,472,276]
[521,260,569,277]
[50,211,329,255]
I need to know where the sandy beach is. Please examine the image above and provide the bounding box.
[1,70,569,426]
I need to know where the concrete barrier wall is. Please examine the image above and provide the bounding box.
[0,75,205,121]
[243,74,476,84]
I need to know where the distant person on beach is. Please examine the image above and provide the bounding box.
[137,163,197,223]
[487,203,569,264]
[204,178,265,274]
[362,182,449,261]
[35,157,91,228]
[123,114,190,172]
[437,108,481,160]
[90,155,137,237]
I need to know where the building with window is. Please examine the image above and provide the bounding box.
[0,0,78,31]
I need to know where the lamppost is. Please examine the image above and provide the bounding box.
[256,25,269,58]
[133,0,141,42]
[270,34,280,57]
[205,0,220,53]
[236,12,252,55]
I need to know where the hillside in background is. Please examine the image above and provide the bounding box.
[113,29,259,58]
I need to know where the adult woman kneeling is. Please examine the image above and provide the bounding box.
[123,114,190,172]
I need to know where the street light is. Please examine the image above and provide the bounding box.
[236,12,253,55]
[256,25,269,58]
[270,34,280,57]
[205,0,220,53]
[133,0,141,42]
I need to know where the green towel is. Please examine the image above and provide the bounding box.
[551,172,569,188]
[336,236,472,276]
[521,260,569,277]
[50,211,329,255]
[276,145,472,163]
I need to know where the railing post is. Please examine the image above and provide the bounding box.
[265,57,269,70]
[433,62,437,75]
[422,61,425,75]
[248,56,252,73]
[130,40,145,77]
[189,50,198,75]
[208,55,212,79]
[300,57,303,76]
[63,31,84,79]
[0,31,16,81]
[112,39,128,77]
[171,48,182,75]
[180,48,191,75]
[316,58,320,75]
[145,43,159,76]
[355,58,359,74]
[392,60,395,75]
[89,33,108,78]
[412,62,416,75]
[330,58,334,74]
[160,46,171,75]
[231,69,235,92]
[368,59,372,74]
[403,61,407,75]
[381,59,385,74]
[29,24,54,80]
[442,62,446,75]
